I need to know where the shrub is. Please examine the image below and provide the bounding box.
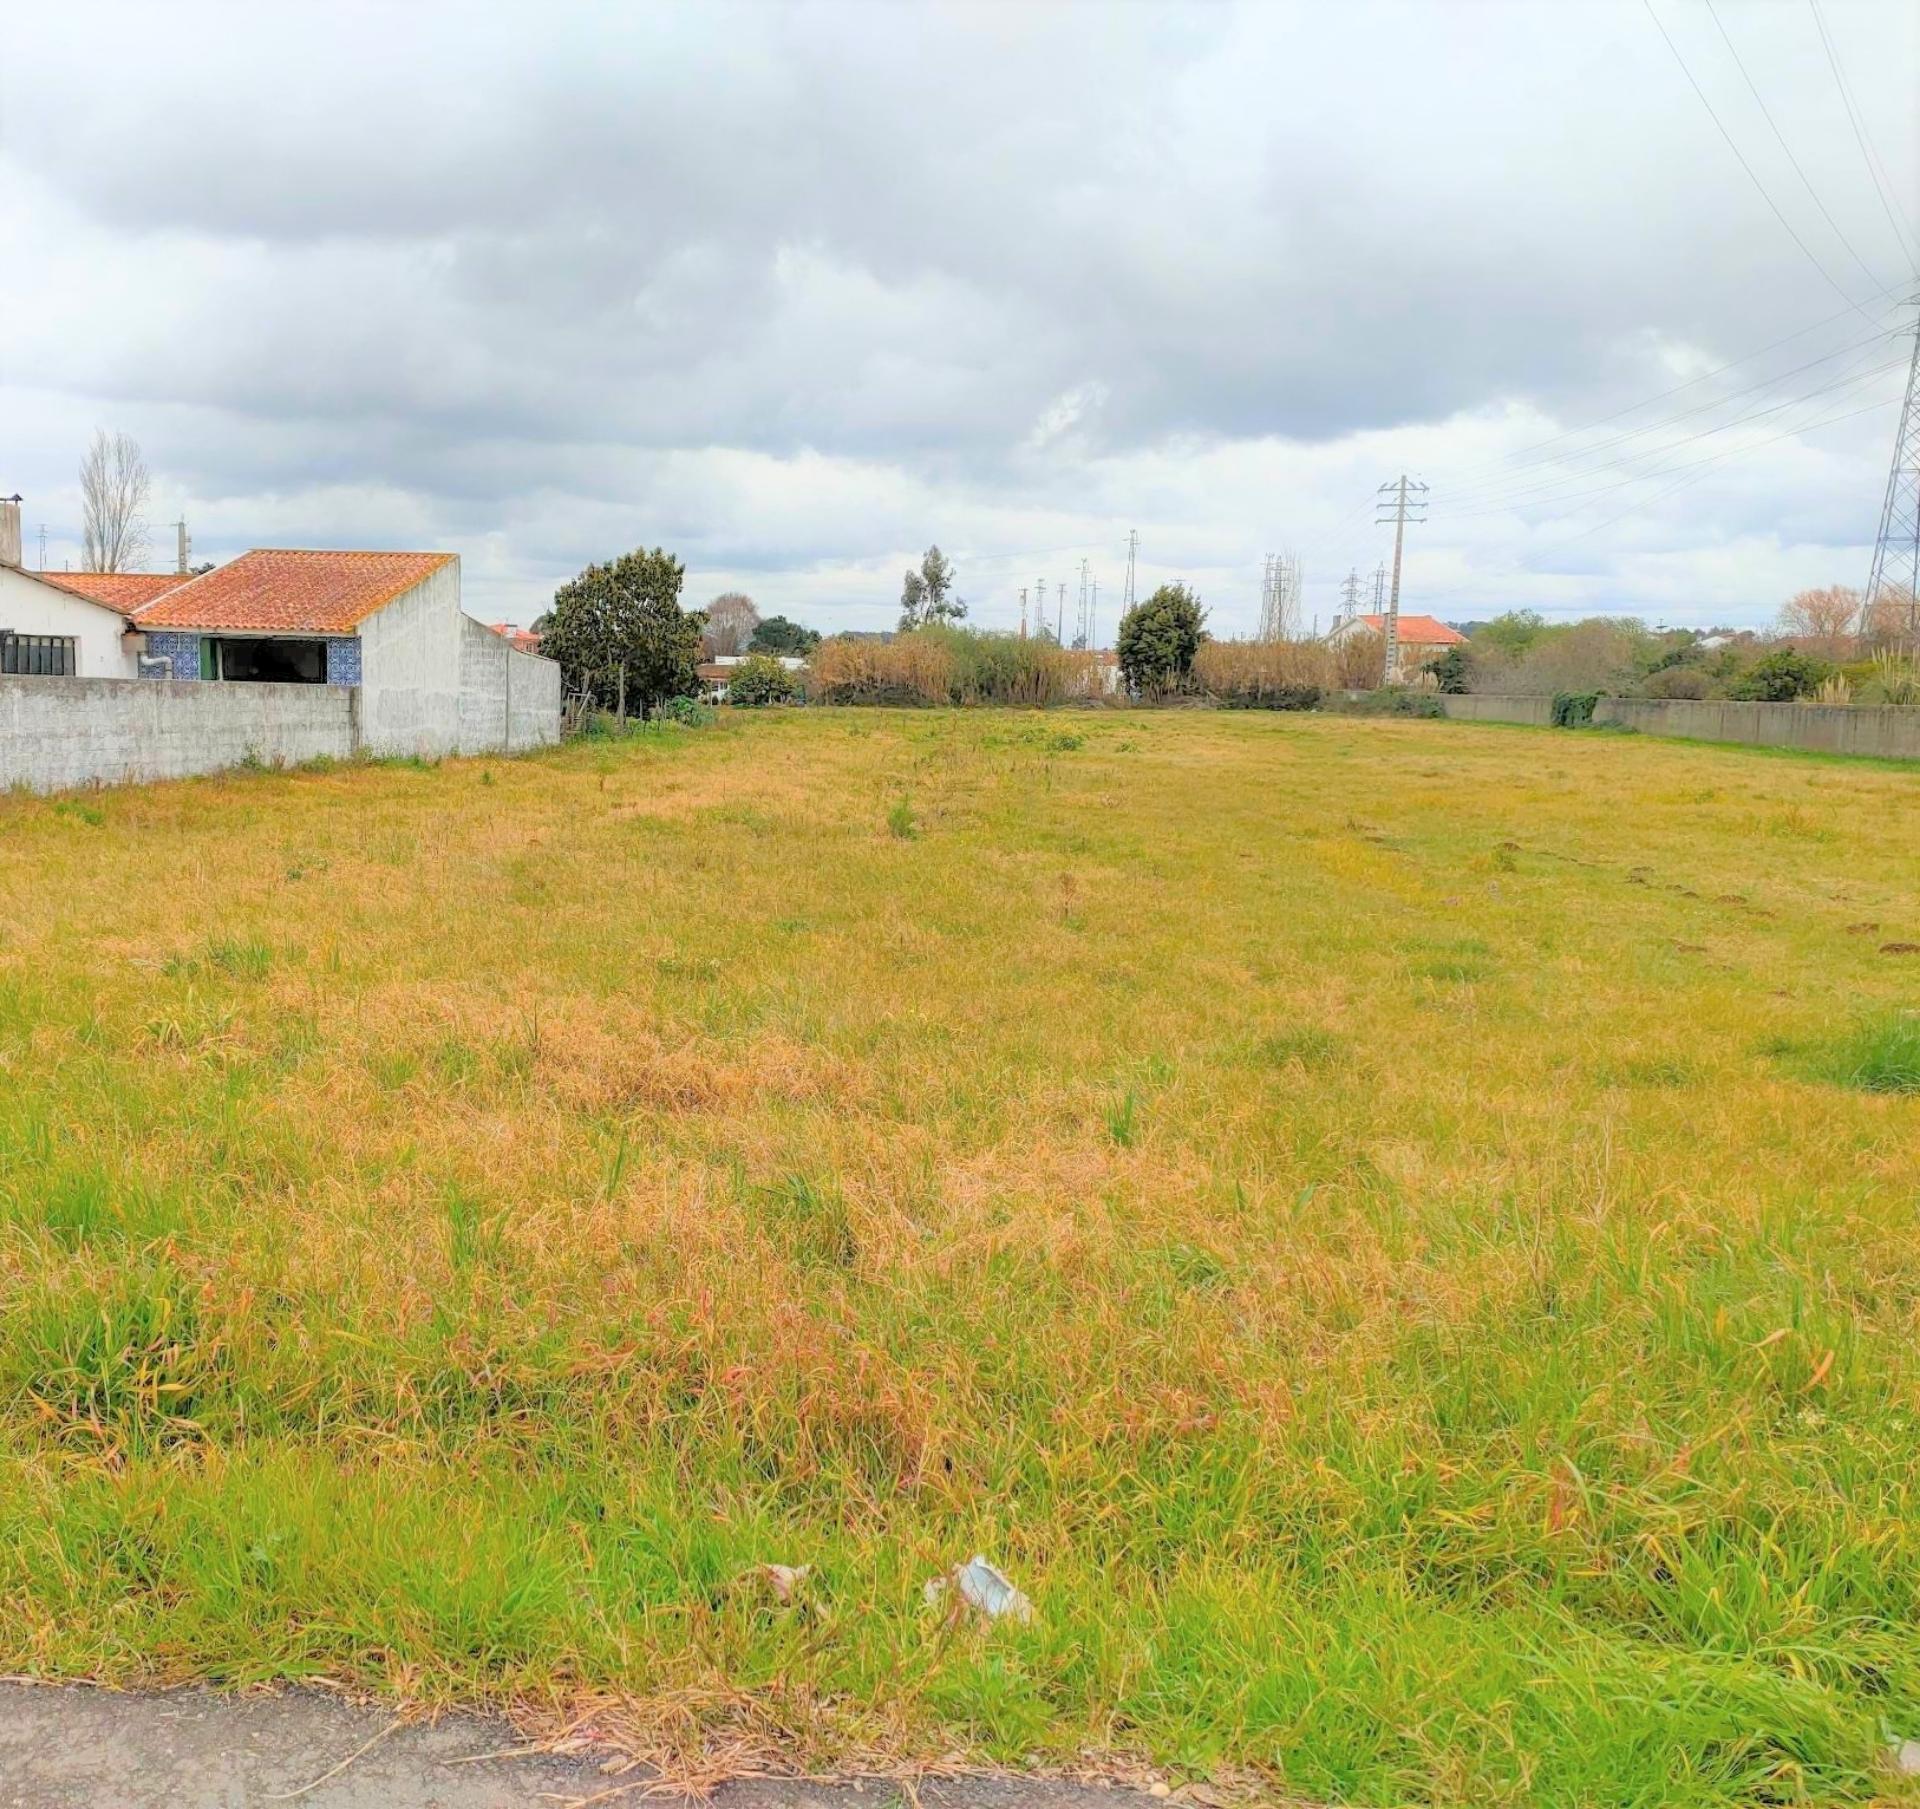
[809,633,954,706]
[1194,639,1331,709]
[1643,665,1710,700]
[656,696,716,727]
[1726,648,1832,702]
[1863,650,1920,706]
[1552,691,1600,727]
[1427,645,1472,694]
[725,653,800,706]
[928,626,1078,706]
[808,629,1079,707]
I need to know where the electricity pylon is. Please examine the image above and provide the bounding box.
[1864,293,1920,650]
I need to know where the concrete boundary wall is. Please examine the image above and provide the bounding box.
[3,655,565,795]
[1435,692,1920,760]
[1,676,354,794]
[456,616,563,755]
[1433,694,1555,727]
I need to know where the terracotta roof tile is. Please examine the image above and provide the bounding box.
[134,549,455,634]
[1357,613,1466,645]
[30,571,186,618]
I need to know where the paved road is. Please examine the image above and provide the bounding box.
[0,1683,1164,1809]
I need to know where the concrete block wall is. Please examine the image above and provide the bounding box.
[1434,693,1556,727]
[0,676,354,794]
[1434,693,1920,760]
[1593,697,1920,758]
[356,562,466,757]
[456,615,563,755]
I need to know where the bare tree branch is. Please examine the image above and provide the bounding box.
[704,591,760,656]
[80,429,151,573]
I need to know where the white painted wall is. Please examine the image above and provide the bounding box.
[0,567,139,678]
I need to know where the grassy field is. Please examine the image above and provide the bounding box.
[2,708,1918,1805]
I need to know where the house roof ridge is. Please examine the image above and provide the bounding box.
[131,548,458,635]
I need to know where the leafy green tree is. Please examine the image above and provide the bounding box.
[1117,583,1207,694]
[1474,609,1548,658]
[539,547,704,719]
[1726,647,1832,702]
[899,545,964,631]
[750,615,822,656]
[725,653,801,706]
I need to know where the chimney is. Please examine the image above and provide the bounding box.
[0,496,20,569]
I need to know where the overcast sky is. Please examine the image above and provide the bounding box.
[4,0,1916,635]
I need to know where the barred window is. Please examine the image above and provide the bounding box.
[0,634,77,677]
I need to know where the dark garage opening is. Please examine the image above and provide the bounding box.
[216,638,328,684]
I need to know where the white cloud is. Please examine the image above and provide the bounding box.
[2,0,1915,632]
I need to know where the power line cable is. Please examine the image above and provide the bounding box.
[1807,0,1920,273]
[1702,0,1894,293]
[1443,338,1904,512]
[1642,0,1880,320]
[1436,282,1909,494]
[1440,319,1901,507]
[1442,351,1905,519]
[1418,391,1897,606]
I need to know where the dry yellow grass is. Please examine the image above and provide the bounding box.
[1,708,1918,1805]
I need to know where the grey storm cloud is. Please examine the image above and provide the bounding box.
[2,0,1915,629]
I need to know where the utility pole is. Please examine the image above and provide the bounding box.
[37,524,47,569]
[1124,528,1138,612]
[1019,586,1029,639]
[1056,578,1065,644]
[1089,578,1098,650]
[1371,564,1386,613]
[1864,291,1920,651]
[1374,475,1428,684]
[171,518,189,575]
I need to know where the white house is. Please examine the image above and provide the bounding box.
[0,563,184,680]
[0,493,562,783]
[1326,611,1467,679]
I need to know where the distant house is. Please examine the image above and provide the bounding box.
[1327,612,1467,675]
[489,622,542,655]
[696,652,806,702]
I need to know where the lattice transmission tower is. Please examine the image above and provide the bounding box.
[1864,294,1920,650]
[1338,567,1364,628]
[1258,547,1301,641]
